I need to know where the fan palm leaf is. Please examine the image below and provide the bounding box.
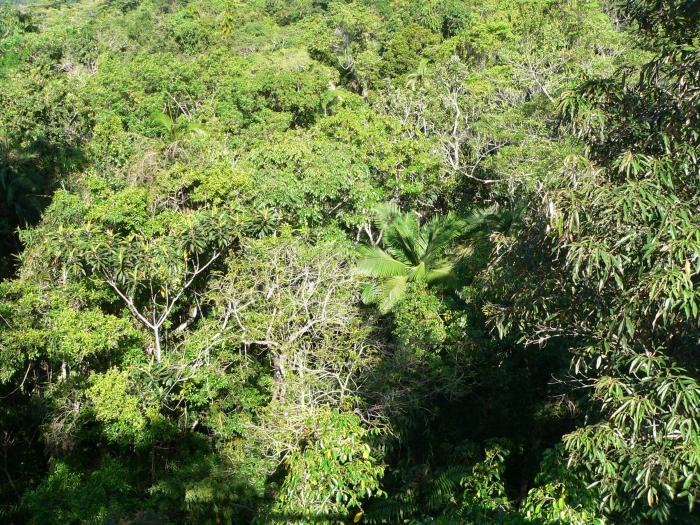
[424,262,456,284]
[422,213,463,266]
[151,111,174,133]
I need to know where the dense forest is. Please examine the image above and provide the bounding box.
[0,0,699,523]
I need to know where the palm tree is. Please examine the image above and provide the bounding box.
[405,59,430,91]
[357,204,463,313]
[150,111,205,142]
[357,203,504,313]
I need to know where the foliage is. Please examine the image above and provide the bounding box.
[357,202,499,312]
[484,0,700,522]
[20,459,136,525]
[357,203,464,313]
[392,282,446,357]
[273,409,384,524]
[1,0,697,523]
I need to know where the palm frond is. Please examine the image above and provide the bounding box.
[425,262,455,284]
[425,465,471,511]
[384,244,413,266]
[408,260,427,282]
[364,489,418,524]
[357,206,484,312]
[372,201,402,231]
[183,120,206,135]
[360,282,379,305]
[378,275,408,314]
[462,205,499,235]
[356,246,408,278]
[150,111,174,130]
[405,59,430,90]
[422,213,463,265]
[493,201,526,233]
[384,213,421,265]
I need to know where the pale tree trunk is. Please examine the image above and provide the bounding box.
[272,353,287,403]
[153,327,162,363]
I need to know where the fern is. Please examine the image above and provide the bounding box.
[425,465,471,512]
[364,489,418,524]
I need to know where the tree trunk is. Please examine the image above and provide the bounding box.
[272,353,287,403]
[153,328,162,362]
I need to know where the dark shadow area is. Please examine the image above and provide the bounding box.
[0,138,85,518]
[0,384,46,522]
[360,335,576,523]
[0,139,85,279]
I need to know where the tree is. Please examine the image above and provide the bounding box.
[486,0,700,520]
[45,205,238,362]
[357,203,496,313]
[207,235,380,415]
[272,408,384,524]
[3,0,694,522]
[150,111,205,143]
[357,203,460,313]
[204,236,385,521]
[380,23,438,80]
